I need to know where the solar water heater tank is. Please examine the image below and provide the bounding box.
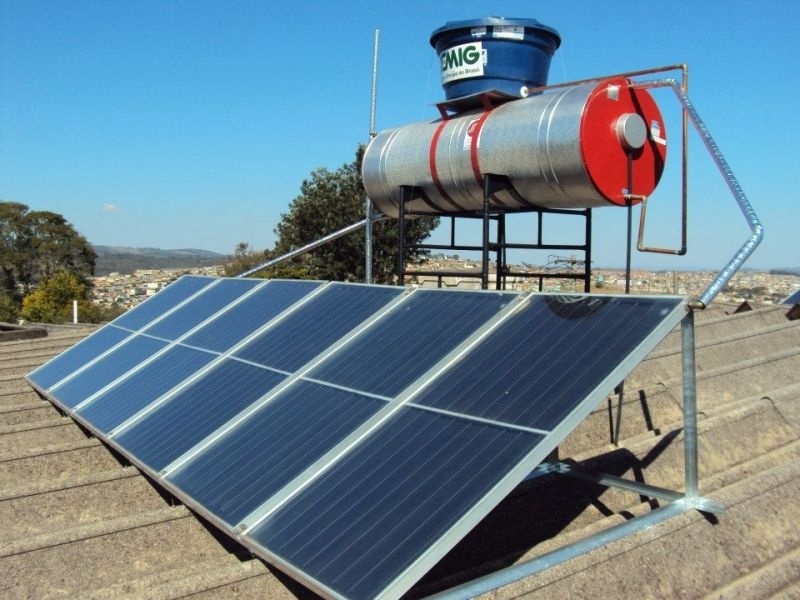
[362,76,668,217]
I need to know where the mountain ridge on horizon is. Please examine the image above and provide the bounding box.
[92,245,229,275]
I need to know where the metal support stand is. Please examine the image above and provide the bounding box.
[398,175,593,291]
[430,308,723,600]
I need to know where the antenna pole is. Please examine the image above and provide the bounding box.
[365,28,380,284]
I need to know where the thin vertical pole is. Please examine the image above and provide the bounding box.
[365,198,373,283]
[682,309,699,497]
[625,153,633,294]
[481,176,491,290]
[369,29,379,139]
[365,28,380,284]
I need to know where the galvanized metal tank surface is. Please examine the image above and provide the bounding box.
[362,77,668,218]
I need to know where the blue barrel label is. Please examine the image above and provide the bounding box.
[440,42,486,83]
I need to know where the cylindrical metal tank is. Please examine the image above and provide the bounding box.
[362,77,667,218]
[430,16,561,100]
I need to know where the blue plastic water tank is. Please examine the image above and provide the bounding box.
[430,16,561,101]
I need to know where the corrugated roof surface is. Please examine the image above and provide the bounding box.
[2,303,799,599]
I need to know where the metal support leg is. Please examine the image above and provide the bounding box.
[613,382,624,446]
[365,197,373,284]
[682,309,699,497]
[584,209,592,293]
[624,152,634,294]
[397,187,409,286]
[481,177,491,290]
[497,213,506,290]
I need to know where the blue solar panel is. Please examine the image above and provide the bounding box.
[28,278,688,600]
[28,325,132,391]
[114,359,288,470]
[78,345,218,433]
[51,335,168,408]
[167,380,387,526]
[246,406,542,600]
[142,278,260,341]
[413,295,681,430]
[234,283,404,371]
[184,280,323,352]
[309,289,514,397]
[113,276,215,331]
[783,289,800,305]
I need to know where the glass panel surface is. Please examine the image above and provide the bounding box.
[248,407,541,600]
[143,278,260,341]
[415,295,683,429]
[783,289,800,305]
[78,346,217,433]
[234,284,403,372]
[28,325,132,390]
[116,359,287,470]
[51,336,168,408]
[112,276,214,331]
[168,380,386,526]
[184,280,322,353]
[309,290,514,397]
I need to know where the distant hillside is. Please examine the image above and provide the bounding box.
[93,245,228,275]
[770,267,800,276]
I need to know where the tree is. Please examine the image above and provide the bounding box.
[260,146,438,282]
[0,202,96,296]
[0,293,18,323]
[20,271,86,323]
[0,202,31,298]
[19,270,120,324]
[223,242,270,277]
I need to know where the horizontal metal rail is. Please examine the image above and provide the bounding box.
[237,217,386,278]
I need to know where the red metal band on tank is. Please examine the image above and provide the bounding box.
[428,121,464,211]
[469,111,493,189]
[469,110,508,206]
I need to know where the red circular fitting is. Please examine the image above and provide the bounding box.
[579,77,668,205]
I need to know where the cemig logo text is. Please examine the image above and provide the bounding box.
[440,42,486,84]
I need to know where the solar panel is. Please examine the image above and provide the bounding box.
[783,289,800,305]
[28,277,687,600]
[27,275,216,390]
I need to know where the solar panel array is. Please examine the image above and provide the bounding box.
[28,276,687,600]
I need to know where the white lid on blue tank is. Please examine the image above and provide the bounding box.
[429,16,561,48]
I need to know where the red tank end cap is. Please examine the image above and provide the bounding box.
[579,77,668,206]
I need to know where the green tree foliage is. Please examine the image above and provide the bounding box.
[19,271,121,324]
[20,271,86,323]
[241,147,438,282]
[223,242,270,277]
[0,202,96,297]
[0,293,18,323]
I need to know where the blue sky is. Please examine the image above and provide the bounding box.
[1,1,797,270]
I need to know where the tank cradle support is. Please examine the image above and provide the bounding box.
[397,175,592,292]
